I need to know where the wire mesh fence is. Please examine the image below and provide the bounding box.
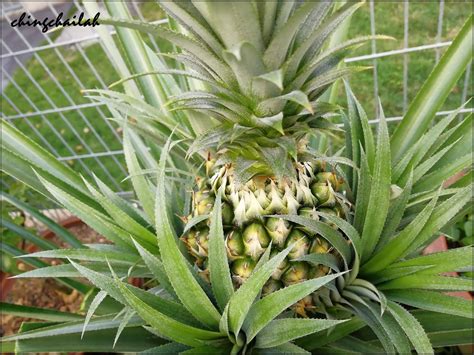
[1,1,472,205]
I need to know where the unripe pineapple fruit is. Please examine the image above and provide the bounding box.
[181,161,349,315]
[140,0,362,318]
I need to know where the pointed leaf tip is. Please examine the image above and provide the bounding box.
[257,70,284,90]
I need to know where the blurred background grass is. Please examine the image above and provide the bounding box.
[342,1,472,118]
[2,1,472,194]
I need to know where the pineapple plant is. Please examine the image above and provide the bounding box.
[1,1,472,353]
[108,1,375,314]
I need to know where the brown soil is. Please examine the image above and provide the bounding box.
[50,223,109,248]
[1,222,106,337]
[0,279,82,337]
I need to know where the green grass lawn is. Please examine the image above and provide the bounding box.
[2,2,472,196]
[2,4,165,192]
[2,40,127,190]
[336,1,472,118]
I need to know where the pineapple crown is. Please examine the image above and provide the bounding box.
[103,1,388,179]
